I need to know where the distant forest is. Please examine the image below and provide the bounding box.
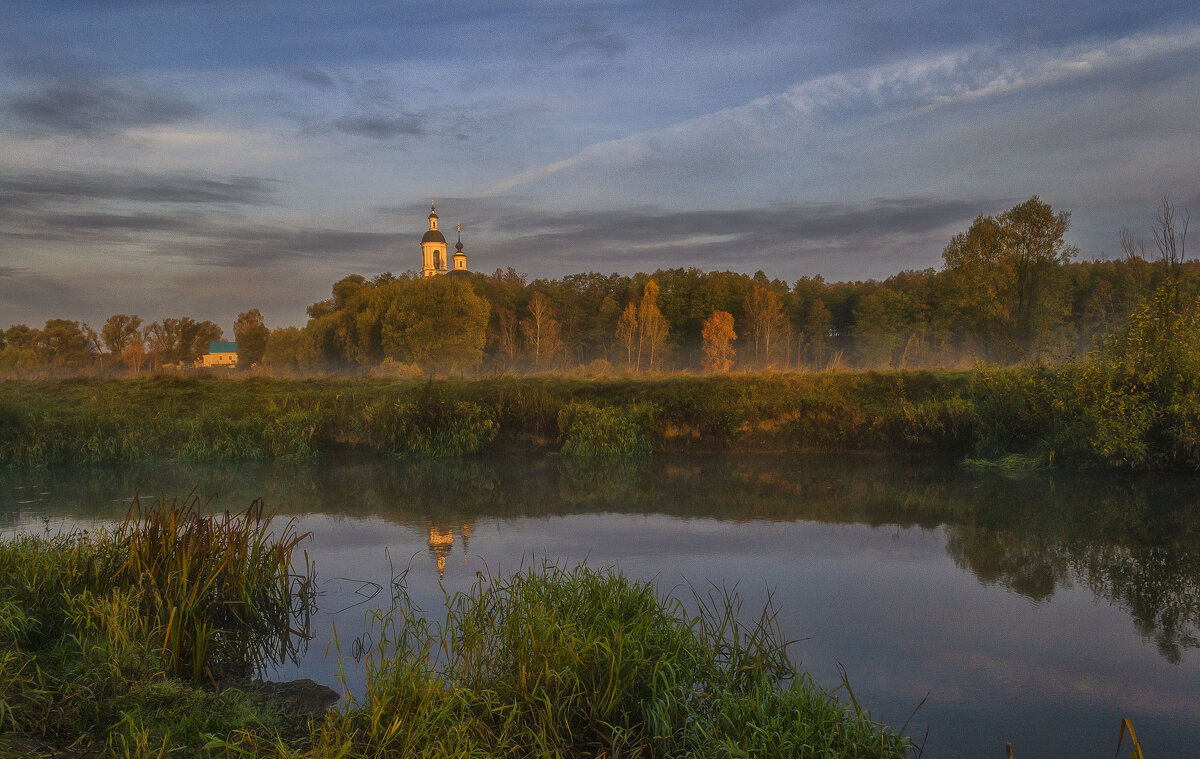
[1,196,1191,377]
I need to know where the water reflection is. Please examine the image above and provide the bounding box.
[4,454,1199,664]
[5,455,1200,755]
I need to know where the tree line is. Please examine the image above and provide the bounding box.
[1,196,1191,377]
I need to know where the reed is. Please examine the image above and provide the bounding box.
[0,496,315,754]
[370,395,499,457]
[231,564,911,758]
[113,494,314,680]
[557,401,654,457]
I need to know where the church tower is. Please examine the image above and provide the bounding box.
[420,203,448,277]
[453,223,468,272]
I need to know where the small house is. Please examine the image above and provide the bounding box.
[201,341,238,368]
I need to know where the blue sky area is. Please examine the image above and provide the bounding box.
[1,1,1198,331]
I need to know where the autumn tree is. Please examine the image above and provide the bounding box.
[521,291,563,370]
[743,283,786,367]
[234,308,270,368]
[616,303,638,368]
[701,310,736,373]
[496,307,520,368]
[636,280,668,371]
[121,343,147,375]
[101,314,143,355]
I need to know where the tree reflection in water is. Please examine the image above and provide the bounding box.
[4,454,1200,662]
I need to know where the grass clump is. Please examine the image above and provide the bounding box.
[233,564,910,758]
[0,495,315,754]
[372,396,499,457]
[558,401,654,457]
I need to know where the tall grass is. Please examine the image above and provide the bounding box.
[115,494,314,680]
[557,401,653,457]
[0,496,314,753]
[370,395,499,457]
[25,367,1200,468]
[232,564,911,758]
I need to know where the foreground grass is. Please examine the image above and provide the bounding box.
[0,497,316,756]
[1,502,911,757]
[226,564,911,759]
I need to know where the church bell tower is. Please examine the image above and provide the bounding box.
[420,202,448,277]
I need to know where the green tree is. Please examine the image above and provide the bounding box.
[262,326,308,375]
[743,283,786,367]
[0,324,41,376]
[1000,196,1077,355]
[381,276,490,374]
[101,314,143,355]
[234,308,270,368]
[939,197,1076,361]
[38,319,95,370]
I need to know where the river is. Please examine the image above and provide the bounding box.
[3,453,1198,757]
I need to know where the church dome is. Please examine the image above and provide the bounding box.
[422,228,447,244]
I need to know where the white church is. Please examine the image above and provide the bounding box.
[419,202,469,277]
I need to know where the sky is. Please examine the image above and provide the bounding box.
[1,1,1198,333]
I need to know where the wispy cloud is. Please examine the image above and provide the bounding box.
[334,114,426,140]
[488,26,1200,194]
[3,76,200,137]
[553,20,627,60]
[0,171,276,206]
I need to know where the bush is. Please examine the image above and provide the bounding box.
[1070,281,1200,469]
[372,396,498,457]
[558,402,653,457]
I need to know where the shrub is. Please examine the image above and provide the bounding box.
[558,402,653,457]
[372,397,499,457]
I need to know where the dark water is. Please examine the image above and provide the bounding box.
[3,454,1200,758]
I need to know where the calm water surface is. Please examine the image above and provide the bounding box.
[3,454,1199,758]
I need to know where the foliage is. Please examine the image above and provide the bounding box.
[381,276,491,373]
[372,395,499,457]
[232,565,910,758]
[0,497,314,753]
[1070,280,1200,469]
[940,196,1076,361]
[701,309,737,373]
[234,308,270,368]
[558,401,654,457]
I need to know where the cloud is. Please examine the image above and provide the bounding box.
[554,20,627,60]
[334,115,426,139]
[160,227,406,268]
[381,195,994,280]
[286,67,337,88]
[488,26,1200,195]
[4,76,201,136]
[0,171,276,206]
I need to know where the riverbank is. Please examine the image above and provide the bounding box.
[2,362,1195,470]
[0,370,1018,464]
[0,499,910,757]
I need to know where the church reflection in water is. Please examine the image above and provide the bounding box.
[426,521,472,578]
